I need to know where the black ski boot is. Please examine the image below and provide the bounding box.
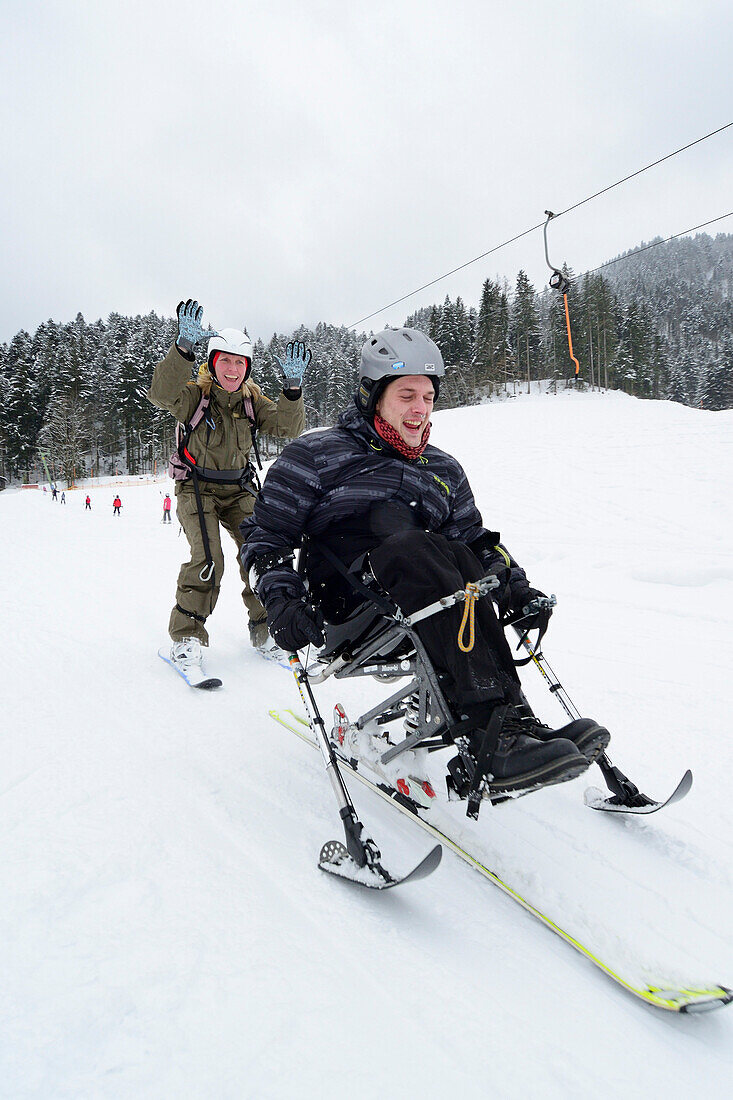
[524,718,610,764]
[447,705,588,806]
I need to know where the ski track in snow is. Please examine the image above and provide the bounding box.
[1,390,732,1097]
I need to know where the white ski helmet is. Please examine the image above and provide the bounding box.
[207,328,253,380]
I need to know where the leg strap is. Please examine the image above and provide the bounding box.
[466,704,508,818]
[190,470,216,588]
[175,603,207,624]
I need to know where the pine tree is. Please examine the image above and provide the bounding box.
[37,393,88,486]
[453,296,473,364]
[701,332,733,410]
[4,330,45,480]
[510,271,540,393]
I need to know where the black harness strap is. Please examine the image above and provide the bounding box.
[190,467,216,604]
[181,397,262,608]
[466,703,508,818]
[249,421,263,472]
[177,394,260,493]
[309,538,399,618]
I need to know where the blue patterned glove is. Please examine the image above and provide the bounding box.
[275,341,312,390]
[176,299,217,355]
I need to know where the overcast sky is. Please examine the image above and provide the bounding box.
[2,0,731,345]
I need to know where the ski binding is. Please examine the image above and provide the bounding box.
[318,839,442,890]
[585,768,692,815]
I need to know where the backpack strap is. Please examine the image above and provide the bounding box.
[173,389,261,492]
[176,392,211,466]
[241,393,263,473]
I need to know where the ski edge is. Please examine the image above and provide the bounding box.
[269,707,731,1015]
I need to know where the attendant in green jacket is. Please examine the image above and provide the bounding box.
[148,300,308,679]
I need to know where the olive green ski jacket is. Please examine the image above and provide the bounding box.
[147,343,305,496]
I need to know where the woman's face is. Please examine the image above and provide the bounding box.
[376,375,435,445]
[214,353,249,392]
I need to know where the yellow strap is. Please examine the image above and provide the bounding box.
[457,583,480,652]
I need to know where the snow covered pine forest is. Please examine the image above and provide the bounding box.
[2,387,732,1097]
[1,231,731,489]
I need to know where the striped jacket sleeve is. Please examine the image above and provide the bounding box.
[240,438,323,605]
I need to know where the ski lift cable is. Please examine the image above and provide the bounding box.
[347,121,732,330]
[576,210,733,281]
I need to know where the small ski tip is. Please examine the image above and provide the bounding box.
[318,840,442,890]
[584,769,693,814]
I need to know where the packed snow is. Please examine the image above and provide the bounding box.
[2,388,732,1098]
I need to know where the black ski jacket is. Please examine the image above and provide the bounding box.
[240,403,531,613]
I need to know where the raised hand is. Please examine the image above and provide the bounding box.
[176,300,217,354]
[275,341,312,390]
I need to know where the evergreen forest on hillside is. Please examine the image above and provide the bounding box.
[1,232,731,487]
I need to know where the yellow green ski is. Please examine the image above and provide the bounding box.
[270,706,732,1015]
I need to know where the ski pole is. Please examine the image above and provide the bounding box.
[286,651,391,879]
[510,603,647,802]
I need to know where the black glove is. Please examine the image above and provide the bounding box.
[267,595,325,651]
[510,586,553,632]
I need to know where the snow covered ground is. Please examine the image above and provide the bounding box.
[2,389,732,1098]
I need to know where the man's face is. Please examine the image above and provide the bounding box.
[376,375,435,445]
[214,353,249,393]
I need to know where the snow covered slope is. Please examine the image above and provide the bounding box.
[2,390,732,1097]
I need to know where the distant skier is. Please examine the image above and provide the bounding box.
[243,328,609,803]
[113,496,122,515]
[85,495,92,510]
[162,494,172,523]
[147,298,308,686]
[51,487,58,501]
[60,491,66,504]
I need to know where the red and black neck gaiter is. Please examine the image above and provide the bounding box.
[373,413,431,459]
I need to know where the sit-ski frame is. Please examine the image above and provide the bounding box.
[307,573,501,767]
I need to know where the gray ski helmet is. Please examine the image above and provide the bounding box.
[356,328,445,416]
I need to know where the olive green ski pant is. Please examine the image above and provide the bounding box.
[168,486,265,645]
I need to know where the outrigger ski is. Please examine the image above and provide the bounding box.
[284,651,441,892]
[585,767,693,815]
[511,621,694,814]
[270,706,732,1014]
[319,838,442,890]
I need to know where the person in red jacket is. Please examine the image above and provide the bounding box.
[113,496,122,515]
[85,495,92,510]
[162,493,172,523]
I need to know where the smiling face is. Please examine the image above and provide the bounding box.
[375,374,435,445]
[213,352,249,393]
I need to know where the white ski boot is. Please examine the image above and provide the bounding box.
[249,619,290,667]
[331,705,437,809]
[158,638,221,689]
[170,638,209,686]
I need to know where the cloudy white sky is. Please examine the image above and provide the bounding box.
[2,0,731,344]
